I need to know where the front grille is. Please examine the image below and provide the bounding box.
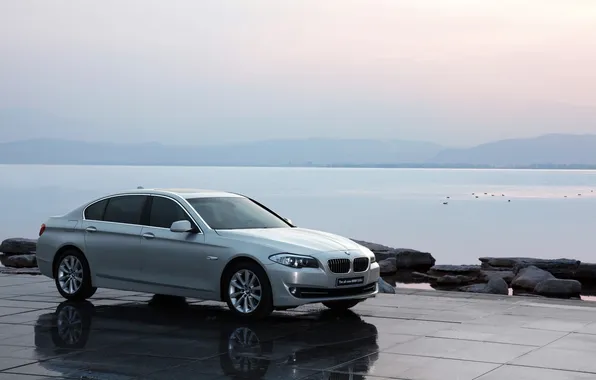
[328,259,350,273]
[353,257,369,272]
[291,282,377,299]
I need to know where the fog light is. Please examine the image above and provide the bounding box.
[289,287,297,295]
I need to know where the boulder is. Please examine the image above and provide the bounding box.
[378,258,397,274]
[481,270,515,284]
[412,272,478,286]
[0,254,37,268]
[479,257,580,278]
[0,238,37,255]
[353,239,435,269]
[511,265,555,291]
[428,265,482,277]
[459,277,509,295]
[534,279,582,299]
[568,263,596,283]
[377,278,396,294]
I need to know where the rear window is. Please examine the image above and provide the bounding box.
[103,195,148,225]
[84,199,108,221]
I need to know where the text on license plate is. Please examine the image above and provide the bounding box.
[336,277,364,286]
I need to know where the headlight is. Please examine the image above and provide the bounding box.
[269,253,319,268]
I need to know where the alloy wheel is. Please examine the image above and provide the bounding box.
[228,269,262,314]
[58,255,84,295]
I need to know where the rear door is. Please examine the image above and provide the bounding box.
[139,195,214,297]
[81,194,149,285]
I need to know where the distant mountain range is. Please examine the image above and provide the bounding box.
[0,134,595,168]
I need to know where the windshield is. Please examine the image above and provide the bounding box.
[186,197,291,230]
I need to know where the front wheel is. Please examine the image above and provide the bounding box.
[54,249,97,301]
[322,299,362,311]
[223,261,274,319]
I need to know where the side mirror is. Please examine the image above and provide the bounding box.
[170,220,193,233]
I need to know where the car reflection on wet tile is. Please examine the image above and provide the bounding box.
[23,295,380,379]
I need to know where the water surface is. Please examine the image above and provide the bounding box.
[1,165,595,266]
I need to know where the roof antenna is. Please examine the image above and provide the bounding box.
[137,186,144,189]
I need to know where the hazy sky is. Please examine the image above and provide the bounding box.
[1,0,595,146]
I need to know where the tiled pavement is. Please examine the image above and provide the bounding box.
[1,274,596,379]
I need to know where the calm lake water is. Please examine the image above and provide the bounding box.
[1,165,596,266]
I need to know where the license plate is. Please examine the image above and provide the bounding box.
[336,277,364,286]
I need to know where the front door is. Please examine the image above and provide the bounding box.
[82,194,149,286]
[139,195,215,298]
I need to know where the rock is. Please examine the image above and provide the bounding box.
[412,272,477,286]
[0,266,41,275]
[394,250,435,270]
[377,278,396,294]
[534,279,582,299]
[378,258,397,274]
[459,277,509,295]
[0,238,37,255]
[568,263,596,283]
[479,257,580,278]
[511,265,555,291]
[0,253,37,268]
[436,275,478,286]
[428,265,482,277]
[481,270,515,284]
[353,239,435,269]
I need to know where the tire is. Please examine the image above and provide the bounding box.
[54,249,97,301]
[223,261,274,319]
[322,299,362,311]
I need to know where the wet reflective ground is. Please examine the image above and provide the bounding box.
[2,274,596,379]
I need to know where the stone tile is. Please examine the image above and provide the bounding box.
[331,352,498,380]
[385,337,535,363]
[523,319,590,332]
[428,324,567,346]
[361,316,459,336]
[0,357,37,371]
[546,333,596,352]
[476,365,596,379]
[512,347,596,373]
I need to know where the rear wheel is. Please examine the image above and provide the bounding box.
[54,249,96,301]
[322,299,361,311]
[223,261,273,319]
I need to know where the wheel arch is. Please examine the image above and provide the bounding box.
[52,244,86,278]
[219,255,271,302]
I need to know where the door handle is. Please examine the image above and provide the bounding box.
[85,226,97,233]
[142,232,155,239]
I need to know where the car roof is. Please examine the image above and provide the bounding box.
[128,188,245,199]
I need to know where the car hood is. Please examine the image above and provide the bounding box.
[215,227,366,254]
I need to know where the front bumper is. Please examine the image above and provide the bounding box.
[267,261,381,307]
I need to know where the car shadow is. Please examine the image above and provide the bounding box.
[33,296,380,379]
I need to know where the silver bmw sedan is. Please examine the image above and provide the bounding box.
[36,188,380,318]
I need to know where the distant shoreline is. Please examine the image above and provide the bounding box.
[2,162,596,170]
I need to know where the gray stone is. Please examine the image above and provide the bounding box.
[511,265,555,291]
[479,257,580,278]
[534,278,582,299]
[0,238,37,255]
[412,272,478,286]
[482,270,515,284]
[378,258,397,274]
[352,239,435,269]
[377,278,396,294]
[0,253,37,268]
[428,265,482,276]
[459,277,509,295]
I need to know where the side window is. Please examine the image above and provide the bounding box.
[103,195,148,225]
[149,196,191,229]
[84,199,108,221]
